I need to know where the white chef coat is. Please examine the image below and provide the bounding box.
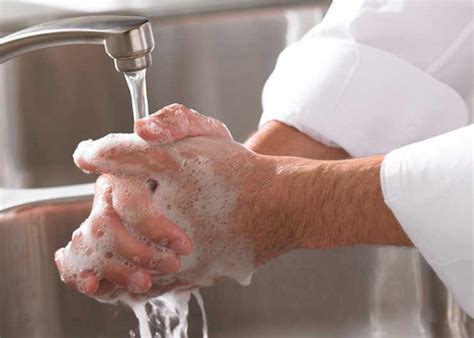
[259,0,474,316]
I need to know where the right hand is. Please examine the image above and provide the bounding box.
[55,174,194,300]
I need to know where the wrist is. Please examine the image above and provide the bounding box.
[244,154,330,263]
[239,153,303,264]
[245,121,349,160]
[265,157,339,250]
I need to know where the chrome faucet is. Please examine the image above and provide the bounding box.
[0,15,155,72]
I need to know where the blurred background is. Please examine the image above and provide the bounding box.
[0,1,472,337]
[0,0,323,189]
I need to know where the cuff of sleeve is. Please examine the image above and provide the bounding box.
[381,126,474,317]
[260,38,469,157]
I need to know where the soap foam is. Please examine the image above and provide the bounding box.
[64,133,257,337]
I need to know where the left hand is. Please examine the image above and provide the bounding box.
[55,174,193,300]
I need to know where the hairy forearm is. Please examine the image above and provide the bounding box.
[268,156,412,249]
[245,120,411,262]
[249,154,413,261]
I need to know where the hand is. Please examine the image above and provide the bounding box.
[55,104,229,299]
[134,103,233,145]
[56,104,293,299]
[55,174,193,300]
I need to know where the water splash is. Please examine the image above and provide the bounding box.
[127,289,208,338]
[193,290,208,338]
[124,69,150,121]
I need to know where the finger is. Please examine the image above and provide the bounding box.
[90,178,183,273]
[55,247,76,288]
[135,103,232,144]
[71,229,84,251]
[54,248,72,284]
[55,248,99,295]
[92,175,114,210]
[73,134,178,176]
[77,270,100,295]
[102,260,152,293]
[135,215,192,256]
[55,247,65,272]
[93,279,117,297]
[91,203,181,274]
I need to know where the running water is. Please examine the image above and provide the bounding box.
[124,69,150,121]
[128,289,208,338]
[67,70,256,337]
[123,69,208,338]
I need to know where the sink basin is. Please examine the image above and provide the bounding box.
[0,2,472,337]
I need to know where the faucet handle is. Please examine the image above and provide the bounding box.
[0,15,155,72]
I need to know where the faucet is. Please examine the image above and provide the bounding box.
[0,15,155,72]
[0,15,154,197]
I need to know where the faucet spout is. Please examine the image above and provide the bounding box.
[0,16,155,72]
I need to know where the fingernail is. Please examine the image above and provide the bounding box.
[169,239,192,255]
[128,271,151,293]
[158,257,180,274]
[78,276,98,295]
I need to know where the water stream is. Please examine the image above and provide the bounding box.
[123,69,208,338]
[124,69,150,121]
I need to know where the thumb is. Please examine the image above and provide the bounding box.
[135,103,232,144]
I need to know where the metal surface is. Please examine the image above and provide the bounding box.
[0,3,472,338]
[0,0,326,31]
[0,197,471,338]
[0,16,154,72]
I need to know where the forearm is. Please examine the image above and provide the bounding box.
[245,121,349,160]
[247,153,412,263]
[291,156,408,247]
[262,155,412,253]
[240,119,410,264]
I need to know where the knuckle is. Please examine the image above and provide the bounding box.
[71,230,83,250]
[169,103,186,110]
[90,220,103,238]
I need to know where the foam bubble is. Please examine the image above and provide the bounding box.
[65,133,258,336]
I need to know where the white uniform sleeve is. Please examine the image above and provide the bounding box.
[381,125,474,317]
[260,0,472,157]
[259,0,474,316]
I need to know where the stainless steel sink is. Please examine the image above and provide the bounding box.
[0,2,472,337]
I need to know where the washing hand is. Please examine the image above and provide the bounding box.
[54,173,194,298]
[55,104,292,300]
